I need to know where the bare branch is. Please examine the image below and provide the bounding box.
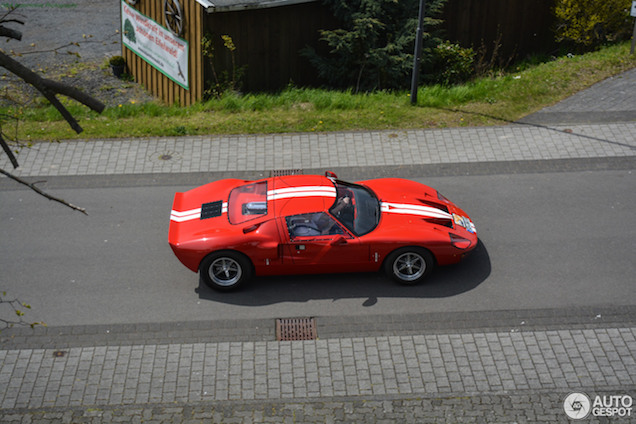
[11,32,119,58]
[0,19,24,25]
[0,6,24,41]
[0,13,104,215]
[0,168,88,215]
[16,41,78,56]
[0,51,105,134]
[0,25,22,41]
[0,133,19,168]
[0,293,46,331]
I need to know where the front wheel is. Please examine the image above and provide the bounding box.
[200,251,252,291]
[384,247,434,285]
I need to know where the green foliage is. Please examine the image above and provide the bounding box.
[554,0,633,49]
[303,0,447,91]
[202,34,246,98]
[3,42,635,138]
[109,56,125,67]
[426,41,476,86]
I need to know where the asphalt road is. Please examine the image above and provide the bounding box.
[1,169,634,327]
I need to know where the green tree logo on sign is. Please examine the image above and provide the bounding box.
[124,18,136,43]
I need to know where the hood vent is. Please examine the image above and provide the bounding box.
[201,201,223,219]
[423,217,453,228]
[417,198,452,228]
[417,198,449,213]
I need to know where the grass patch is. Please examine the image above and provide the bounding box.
[5,42,636,141]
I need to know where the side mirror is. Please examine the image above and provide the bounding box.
[242,223,261,233]
[325,171,338,179]
[330,235,348,246]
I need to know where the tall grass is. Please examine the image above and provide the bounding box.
[3,42,635,140]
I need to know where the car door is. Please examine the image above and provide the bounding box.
[280,212,372,274]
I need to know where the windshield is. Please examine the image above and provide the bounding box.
[329,180,380,236]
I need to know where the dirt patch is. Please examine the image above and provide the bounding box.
[1,0,154,108]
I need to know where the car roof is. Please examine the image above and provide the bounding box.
[269,174,337,216]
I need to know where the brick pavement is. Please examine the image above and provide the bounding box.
[2,123,635,177]
[4,327,635,409]
[1,68,635,422]
[1,324,635,422]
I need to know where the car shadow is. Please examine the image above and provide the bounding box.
[196,239,491,306]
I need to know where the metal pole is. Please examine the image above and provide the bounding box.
[410,0,426,105]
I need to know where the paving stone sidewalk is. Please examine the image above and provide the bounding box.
[1,326,635,423]
[1,122,635,178]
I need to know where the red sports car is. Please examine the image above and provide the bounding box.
[169,172,477,291]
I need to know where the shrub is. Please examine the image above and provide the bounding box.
[302,0,447,92]
[202,34,246,98]
[426,41,475,86]
[554,0,633,49]
[109,56,126,67]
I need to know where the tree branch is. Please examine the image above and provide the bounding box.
[0,24,22,41]
[0,168,88,215]
[0,133,19,168]
[0,293,45,331]
[0,50,105,134]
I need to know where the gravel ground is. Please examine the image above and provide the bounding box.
[1,0,154,108]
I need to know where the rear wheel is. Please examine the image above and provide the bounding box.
[200,251,252,291]
[384,247,434,285]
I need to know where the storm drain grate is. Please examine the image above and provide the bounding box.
[270,169,304,177]
[276,317,317,341]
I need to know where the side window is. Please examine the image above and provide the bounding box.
[286,212,345,239]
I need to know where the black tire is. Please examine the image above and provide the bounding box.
[384,247,435,285]
[199,251,252,291]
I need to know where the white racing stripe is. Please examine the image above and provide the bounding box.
[170,209,201,222]
[381,202,452,220]
[170,208,201,217]
[170,203,228,222]
[268,186,336,201]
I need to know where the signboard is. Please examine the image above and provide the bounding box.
[632,1,636,17]
[121,1,189,90]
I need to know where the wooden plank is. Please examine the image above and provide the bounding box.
[441,0,556,60]
[183,0,193,105]
[190,0,203,103]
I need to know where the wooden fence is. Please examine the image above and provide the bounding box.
[123,0,558,104]
[203,2,336,92]
[442,0,557,62]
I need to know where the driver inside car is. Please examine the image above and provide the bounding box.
[289,207,347,238]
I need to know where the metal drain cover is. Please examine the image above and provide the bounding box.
[276,317,317,341]
[270,169,304,177]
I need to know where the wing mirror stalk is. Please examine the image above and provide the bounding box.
[331,236,348,246]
